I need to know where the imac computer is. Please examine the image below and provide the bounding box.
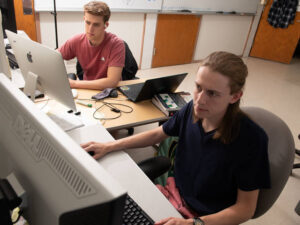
[0,11,11,78]
[0,73,127,225]
[5,30,77,111]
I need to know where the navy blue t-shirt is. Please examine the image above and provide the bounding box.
[162,101,271,216]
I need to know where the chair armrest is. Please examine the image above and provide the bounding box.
[137,156,171,182]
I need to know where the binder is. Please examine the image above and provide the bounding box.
[152,92,192,116]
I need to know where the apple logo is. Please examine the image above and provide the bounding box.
[27,52,33,63]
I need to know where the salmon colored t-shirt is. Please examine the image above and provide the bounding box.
[59,32,125,80]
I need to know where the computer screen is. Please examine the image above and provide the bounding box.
[0,0,17,38]
[5,30,77,111]
[0,73,127,225]
[0,11,11,78]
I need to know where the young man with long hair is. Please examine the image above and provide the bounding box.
[81,51,270,225]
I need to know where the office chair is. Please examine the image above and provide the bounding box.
[296,200,300,216]
[138,106,295,219]
[243,107,294,218]
[68,41,138,135]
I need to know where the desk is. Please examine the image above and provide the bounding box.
[80,79,168,131]
[38,79,168,132]
[68,124,182,221]
[77,89,167,131]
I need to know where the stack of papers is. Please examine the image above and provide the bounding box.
[152,92,192,116]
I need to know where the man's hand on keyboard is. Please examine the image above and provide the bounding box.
[81,141,110,159]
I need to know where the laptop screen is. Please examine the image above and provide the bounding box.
[119,73,187,102]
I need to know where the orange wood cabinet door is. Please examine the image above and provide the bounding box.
[13,0,37,41]
[250,0,300,64]
[152,14,200,68]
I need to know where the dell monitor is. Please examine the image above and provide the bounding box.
[0,11,11,78]
[5,30,77,111]
[0,73,127,225]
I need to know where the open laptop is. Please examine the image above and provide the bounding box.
[118,73,187,102]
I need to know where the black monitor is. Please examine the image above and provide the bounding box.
[0,0,17,38]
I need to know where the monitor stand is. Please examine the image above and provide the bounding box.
[23,72,44,101]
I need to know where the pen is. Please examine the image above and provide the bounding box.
[76,100,92,108]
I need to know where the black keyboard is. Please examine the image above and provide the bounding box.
[122,195,154,225]
[6,50,19,69]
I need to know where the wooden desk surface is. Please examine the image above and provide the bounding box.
[37,79,167,131]
[76,87,167,131]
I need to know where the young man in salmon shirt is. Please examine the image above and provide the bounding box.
[59,1,125,90]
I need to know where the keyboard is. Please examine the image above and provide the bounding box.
[47,111,84,132]
[6,50,19,69]
[123,195,154,225]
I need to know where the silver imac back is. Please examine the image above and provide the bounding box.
[5,30,76,111]
[0,73,127,225]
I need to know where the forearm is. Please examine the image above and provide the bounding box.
[200,204,254,225]
[200,189,258,225]
[71,77,119,90]
[105,126,168,154]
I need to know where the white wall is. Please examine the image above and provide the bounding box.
[39,12,144,66]
[38,12,255,69]
[194,15,253,59]
[141,13,158,69]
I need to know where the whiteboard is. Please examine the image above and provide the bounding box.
[35,0,163,12]
[162,0,260,14]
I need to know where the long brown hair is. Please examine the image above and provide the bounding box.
[202,51,248,144]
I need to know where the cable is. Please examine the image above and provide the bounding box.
[34,98,50,111]
[103,101,133,113]
[93,101,133,120]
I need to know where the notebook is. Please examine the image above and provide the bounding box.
[118,73,187,102]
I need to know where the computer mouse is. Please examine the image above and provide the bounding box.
[109,89,118,98]
[68,73,77,80]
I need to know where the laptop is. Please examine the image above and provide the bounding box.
[118,73,187,102]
